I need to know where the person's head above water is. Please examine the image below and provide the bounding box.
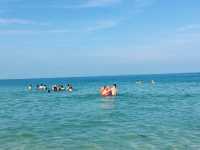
[113,84,117,88]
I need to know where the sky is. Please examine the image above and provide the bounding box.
[0,0,200,79]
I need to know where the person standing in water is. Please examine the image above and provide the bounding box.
[111,84,117,96]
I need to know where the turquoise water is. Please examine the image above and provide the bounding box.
[0,73,200,150]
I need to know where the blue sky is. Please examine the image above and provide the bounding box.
[0,0,200,79]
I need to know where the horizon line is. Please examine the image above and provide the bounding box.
[0,71,199,81]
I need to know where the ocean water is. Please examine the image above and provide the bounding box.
[0,73,200,150]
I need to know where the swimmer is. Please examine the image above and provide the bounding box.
[52,85,56,91]
[58,85,62,91]
[38,84,47,91]
[44,84,48,90]
[66,84,73,92]
[27,84,32,91]
[60,85,65,91]
[52,84,63,92]
[136,80,144,84]
[151,80,155,84]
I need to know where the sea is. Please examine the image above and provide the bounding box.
[0,73,200,150]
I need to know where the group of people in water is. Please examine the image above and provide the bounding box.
[27,83,118,97]
[27,83,73,93]
[51,84,73,92]
[27,80,155,97]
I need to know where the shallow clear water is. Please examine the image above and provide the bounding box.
[0,73,200,150]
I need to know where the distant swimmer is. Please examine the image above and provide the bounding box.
[151,80,155,84]
[66,84,73,92]
[60,85,65,91]
[52,84,64,92]
[37,84,47,91]
[27,84,32,91]
[52,85,57,91]
[136,80,144,84]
